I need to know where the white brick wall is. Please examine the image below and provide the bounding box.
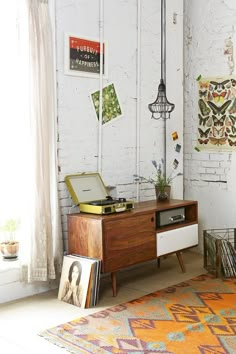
[56,0,184,249]
[56,0,236,255]
[184,0,236,253]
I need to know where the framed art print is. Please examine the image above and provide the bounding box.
[197,75,236,150]
[64,33,107,78]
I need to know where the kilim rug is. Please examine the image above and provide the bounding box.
[39,274,236,354]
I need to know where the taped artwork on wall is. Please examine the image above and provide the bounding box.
[197,76,236,150]
[90,83,123,125]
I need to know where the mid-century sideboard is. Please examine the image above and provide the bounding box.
[68,199,198,296]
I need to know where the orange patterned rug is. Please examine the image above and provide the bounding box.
[39,274,236,353]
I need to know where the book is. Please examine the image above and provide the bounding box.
[58,255,101,308]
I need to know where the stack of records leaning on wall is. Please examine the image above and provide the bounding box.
[58,254,101,308]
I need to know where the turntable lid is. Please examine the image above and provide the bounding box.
[65,173,108,205]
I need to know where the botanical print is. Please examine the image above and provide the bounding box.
[91,83,123,125]
[197,76,236,150]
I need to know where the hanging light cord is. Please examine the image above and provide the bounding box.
[162,0,166,178]
[161,0,165,82]
[148,0,175,120]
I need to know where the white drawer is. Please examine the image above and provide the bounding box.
[156,224,198,257]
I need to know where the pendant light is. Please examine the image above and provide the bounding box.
[148,0,175,120]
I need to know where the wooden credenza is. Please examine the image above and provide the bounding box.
[68,199,198,296]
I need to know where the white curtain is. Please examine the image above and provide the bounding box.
[19,0,63,282]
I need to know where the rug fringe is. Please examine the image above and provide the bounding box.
[38,331,106,353]
[38,332,86,354]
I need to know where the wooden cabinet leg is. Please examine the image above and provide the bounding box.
[157,258,161,268]
[176,251,186,273]
[111,272,117,297]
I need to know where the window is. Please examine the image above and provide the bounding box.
[0,1,62,283]
[0,2,29,264]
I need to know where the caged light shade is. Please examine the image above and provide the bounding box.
[148,0,175,120]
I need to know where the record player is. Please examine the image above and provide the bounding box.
[65,173,134,215]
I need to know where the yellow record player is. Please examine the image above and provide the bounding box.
[65,173,134,215]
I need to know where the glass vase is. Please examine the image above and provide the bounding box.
[155,185,171,201]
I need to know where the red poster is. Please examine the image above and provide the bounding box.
[65,34,106,77]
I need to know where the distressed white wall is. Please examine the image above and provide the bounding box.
[1,0,183,304]
[5,0,236,303]
[184,0,236,253]
[56,0,184,248]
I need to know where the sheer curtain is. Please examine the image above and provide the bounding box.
[18,0,63,281]
[0,0,62,280]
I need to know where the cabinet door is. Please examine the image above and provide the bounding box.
[156,224,198,256]
[103,213,156,272]
[68,216,103,259]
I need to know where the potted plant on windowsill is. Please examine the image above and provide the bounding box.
[134,159,182,201]
[0,219,20,261]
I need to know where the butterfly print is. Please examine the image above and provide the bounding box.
[212,115,226,127]
[233,126,236,134]
[207,100,231,115]
[209,126,226,145]
[197,78,236,148]
[230,125,236,134]
[210,79,230,91]
[229,99,236,114]
[229,114,236,125]
[212,91,227,104]
[199,81,209,89]
[198,114,210,126]
[198,128,210,138]
[225,117,232,127]
[209,84,214,91]
[199,99,211,116]
[228,138,236,146]
[230,87,236,98]
[211,126,225,137]
[231,79,236,87]
[199,90,207,98]
[198,138,209,145]
[207,91,213,100]
[206,117,213,127]
[209,137,227,145]
[226,90,231,100]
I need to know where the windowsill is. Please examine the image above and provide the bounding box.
[0,259,20,285]
[0,258,19,272]
[0,258,57,304]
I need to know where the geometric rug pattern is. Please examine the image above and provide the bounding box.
[39,274,236,353]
